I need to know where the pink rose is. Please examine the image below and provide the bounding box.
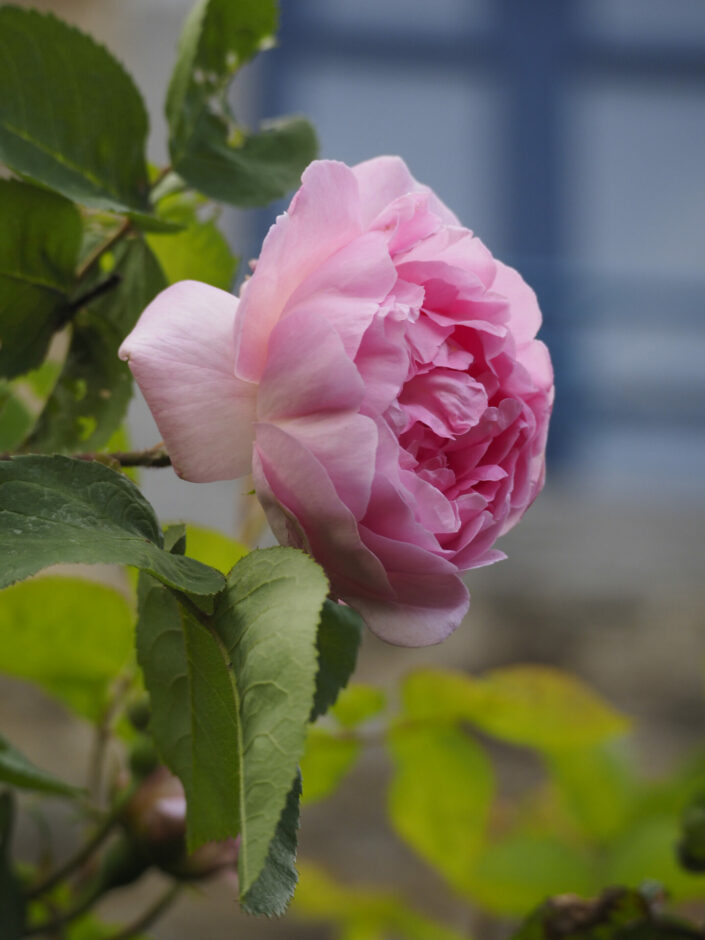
[120,157,553,646]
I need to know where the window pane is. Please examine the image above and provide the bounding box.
[295,0,492,34]
[577,0,705,44]
[564,80,705,277]
[278,60,505,250]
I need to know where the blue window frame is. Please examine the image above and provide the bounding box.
[255,1,705,494]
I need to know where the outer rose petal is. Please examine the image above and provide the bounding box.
[119,281,256,483]
[344,569,469,647]
[253,423,393,601]
[234,161,363,382]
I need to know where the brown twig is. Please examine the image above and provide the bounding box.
[0,445,172,469]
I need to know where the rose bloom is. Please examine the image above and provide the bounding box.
[120,157,553,646]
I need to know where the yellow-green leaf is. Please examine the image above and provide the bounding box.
[402,666,628,752]
[466,834,597,916]
[300,728,360,805]
[0,577,133,719]
[332,684,386,729]
[387,724,493,893]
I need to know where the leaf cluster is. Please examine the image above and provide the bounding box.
[0,0,316,456]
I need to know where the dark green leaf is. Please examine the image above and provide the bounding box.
[0,180,81,378]
[0,455,225,602]
[139,547,327,912]
[387,724,493,894]
[174,115,319,208]
[167,0,277,156]
[0,793,24,938]
[241,772,301,916]
[212,547,328,901]
[136,578,240,848]
[0,7,150,212]
[311,600,363,721]
[25,238,167,452]
[166,0,318,207]
[679,791,705,873]
[0,384,34,450]
[0,734,78,796]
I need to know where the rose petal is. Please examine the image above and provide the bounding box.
[119,281,256,482]
[282,232,397,359]
[253,423,393,600]
[353,155,460,227]
[234,160,363,382]
[258,308,365,420]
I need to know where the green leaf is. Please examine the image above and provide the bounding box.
[606,816,705,903]
[147,218,237,291]
[294,862,468,940]
[167,0,277,153]
[332,684,386,730]
[175,115,319,208]
[0,793,24,939]
[0,383,34,450]
[0,455,225,603]
[679,791,705,873]
[0,180,82,379]
[466,834,597,917]
[0,734,78,796]
[387,724,493,893]
[136,578,240,848]
[166,0,318,207]
[548,742,637,842]
[0,7,150,212]
[25,237,167,452]
[212,547,328,903]
[138,546,327,912]
[311,600,364,721]
[241,772,301,916]
[0,577,133,719]
[182,524,249,574]
[402,666,628,753]
[300,728,360,805]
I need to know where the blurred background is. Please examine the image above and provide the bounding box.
[5,1,705,937]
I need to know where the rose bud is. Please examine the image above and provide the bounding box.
[120,156,553,646]
[122,767,240,882]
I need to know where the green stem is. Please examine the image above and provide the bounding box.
[26,786,136,901]
[102,883,183,940]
